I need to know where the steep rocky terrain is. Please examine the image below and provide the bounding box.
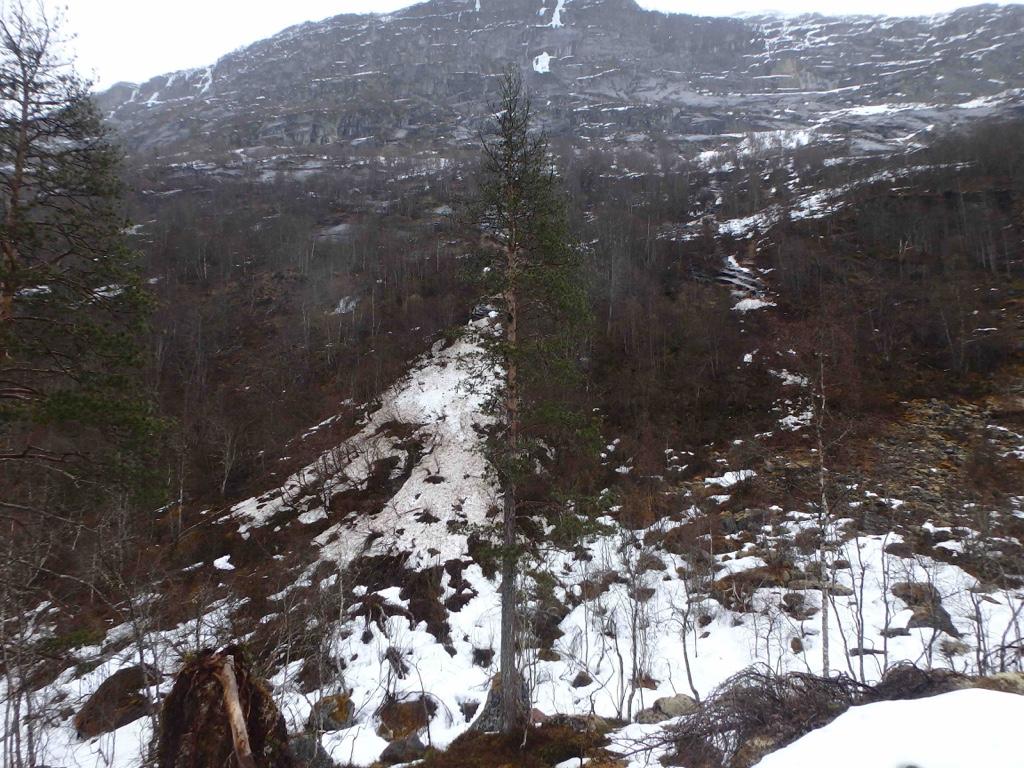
[98,1,1024,160]
[3,3,1024,768]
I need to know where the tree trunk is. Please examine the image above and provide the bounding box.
[498,243,526,734]
[212,656,257,768]
[816,356,831,676]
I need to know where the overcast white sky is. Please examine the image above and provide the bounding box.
[53,0,1008,88]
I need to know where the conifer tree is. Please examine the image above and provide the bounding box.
[473,69,592,734]
[0,3,156,564]
[0,7,160,763]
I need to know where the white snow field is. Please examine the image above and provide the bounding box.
[756,688,1024,768]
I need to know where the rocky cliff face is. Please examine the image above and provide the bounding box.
[96,1,1024,158]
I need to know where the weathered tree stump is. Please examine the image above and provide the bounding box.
[158,646,292,768]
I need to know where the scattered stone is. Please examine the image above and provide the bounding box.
[788,579,853,597]
[782,592,818,620]
[893,581,961,638]
[881,627,911,638]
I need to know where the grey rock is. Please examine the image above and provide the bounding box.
[73,665,160,739]
[788,579,853,597]
[881,627,912,638]
[635,707,669,724]
[654,693,698,718]
[380,735,426,765]
[94,1,1024,171]
[291,735,337,768]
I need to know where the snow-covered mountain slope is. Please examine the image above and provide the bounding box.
[97,1,1024,160]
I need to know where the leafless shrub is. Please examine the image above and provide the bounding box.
[667,666,868,768]
[664,663,982,768]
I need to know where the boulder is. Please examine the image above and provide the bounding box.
[635,693,698,723]
[74,665,160,739]
[307,694,354,732]
[545,713,611,733]
[571,671,594,688]
[379,734,426,765]
[908,605,960,638]
[290,734,336,768]
[892,581,960,638]
[377,696,436,740]
[782,592,818,620]
[654,694,697,718]
[634,707,668,724]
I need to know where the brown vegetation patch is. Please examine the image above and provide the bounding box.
[419,723,613,768]
[376,695,438,741]
[710,566,796,612]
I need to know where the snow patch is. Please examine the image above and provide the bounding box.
[213,555,235,571]
[548,0,566,27]
[758,689,1024,768]
[733,297,776,312]
[705,470,756,487]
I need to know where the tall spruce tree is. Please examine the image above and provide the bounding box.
[473,69,592,734]
[0,4,155,572]
[0,8,159,764]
